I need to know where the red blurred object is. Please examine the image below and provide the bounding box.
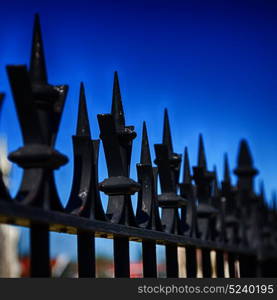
[19,256,57,277]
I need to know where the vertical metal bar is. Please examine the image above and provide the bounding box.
[142,241,157,278]
[30,224,50,277]
[165,244,178,278]
[202,249,211,277]
[77,232,95,277]
[216,250,224,277]
[228,252,236,277]
[239,254,257,277]
[186,246,197,277]
[114,236,130,278]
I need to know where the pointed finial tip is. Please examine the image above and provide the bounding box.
[239,139,251,152]
[184,147,189,160]
[76,82,91,137]
[30,12,48,83]
[239,139,248,149]
[224,153,229,165]
[241,138,247,144]
[163,107,169,117]
[142,121,147,136]
[113,71,119,86]
[111,70,125,126]
[198,133,204,145]
[237,138,256,169]
[162,107,173,152]
[33,13,41,29]
[197,133,207,169]
[223,152,231,183]
[184,147,190,163]
[113,71,120,86]
[140,120,151,165]
[164,108,169,119]
[182,146,191,184]
[163,108,170,125]
[79,82,86,97]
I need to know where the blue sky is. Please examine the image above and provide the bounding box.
[1,0,277,259]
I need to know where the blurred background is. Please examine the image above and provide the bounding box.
[0,0,276,276]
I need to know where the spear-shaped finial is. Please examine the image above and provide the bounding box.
[76,82,91,137]
[234,139,258,178]
[237,139,254,168]
[140,121,152,165]
[29,13,47,83]
[111,71,125,129]
[197,134,207,170]
[162,108,173,154]
[212,165,220,198]
[223,153,231,183]
[182,147,191,184]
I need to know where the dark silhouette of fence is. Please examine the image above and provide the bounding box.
[0,14,276,278]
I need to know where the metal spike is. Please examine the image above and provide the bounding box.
[140,121,152,165]
[198,134,207,169]
[234,139,258,185]
[76,82,91,137]
[212,165,220,198]
[223,153,231,183]
[237,139,254,168]
[111,71,125,129]
[182,147,191,184]
[29,13,47,83]
[162,108,173,153]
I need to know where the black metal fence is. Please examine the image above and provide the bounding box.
[0,15,276,278]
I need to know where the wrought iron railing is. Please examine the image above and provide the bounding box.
[0,14,276,278]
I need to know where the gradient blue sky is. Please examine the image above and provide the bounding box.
[0,0,277,259]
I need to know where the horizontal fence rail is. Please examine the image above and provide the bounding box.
[0,14,277,278]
